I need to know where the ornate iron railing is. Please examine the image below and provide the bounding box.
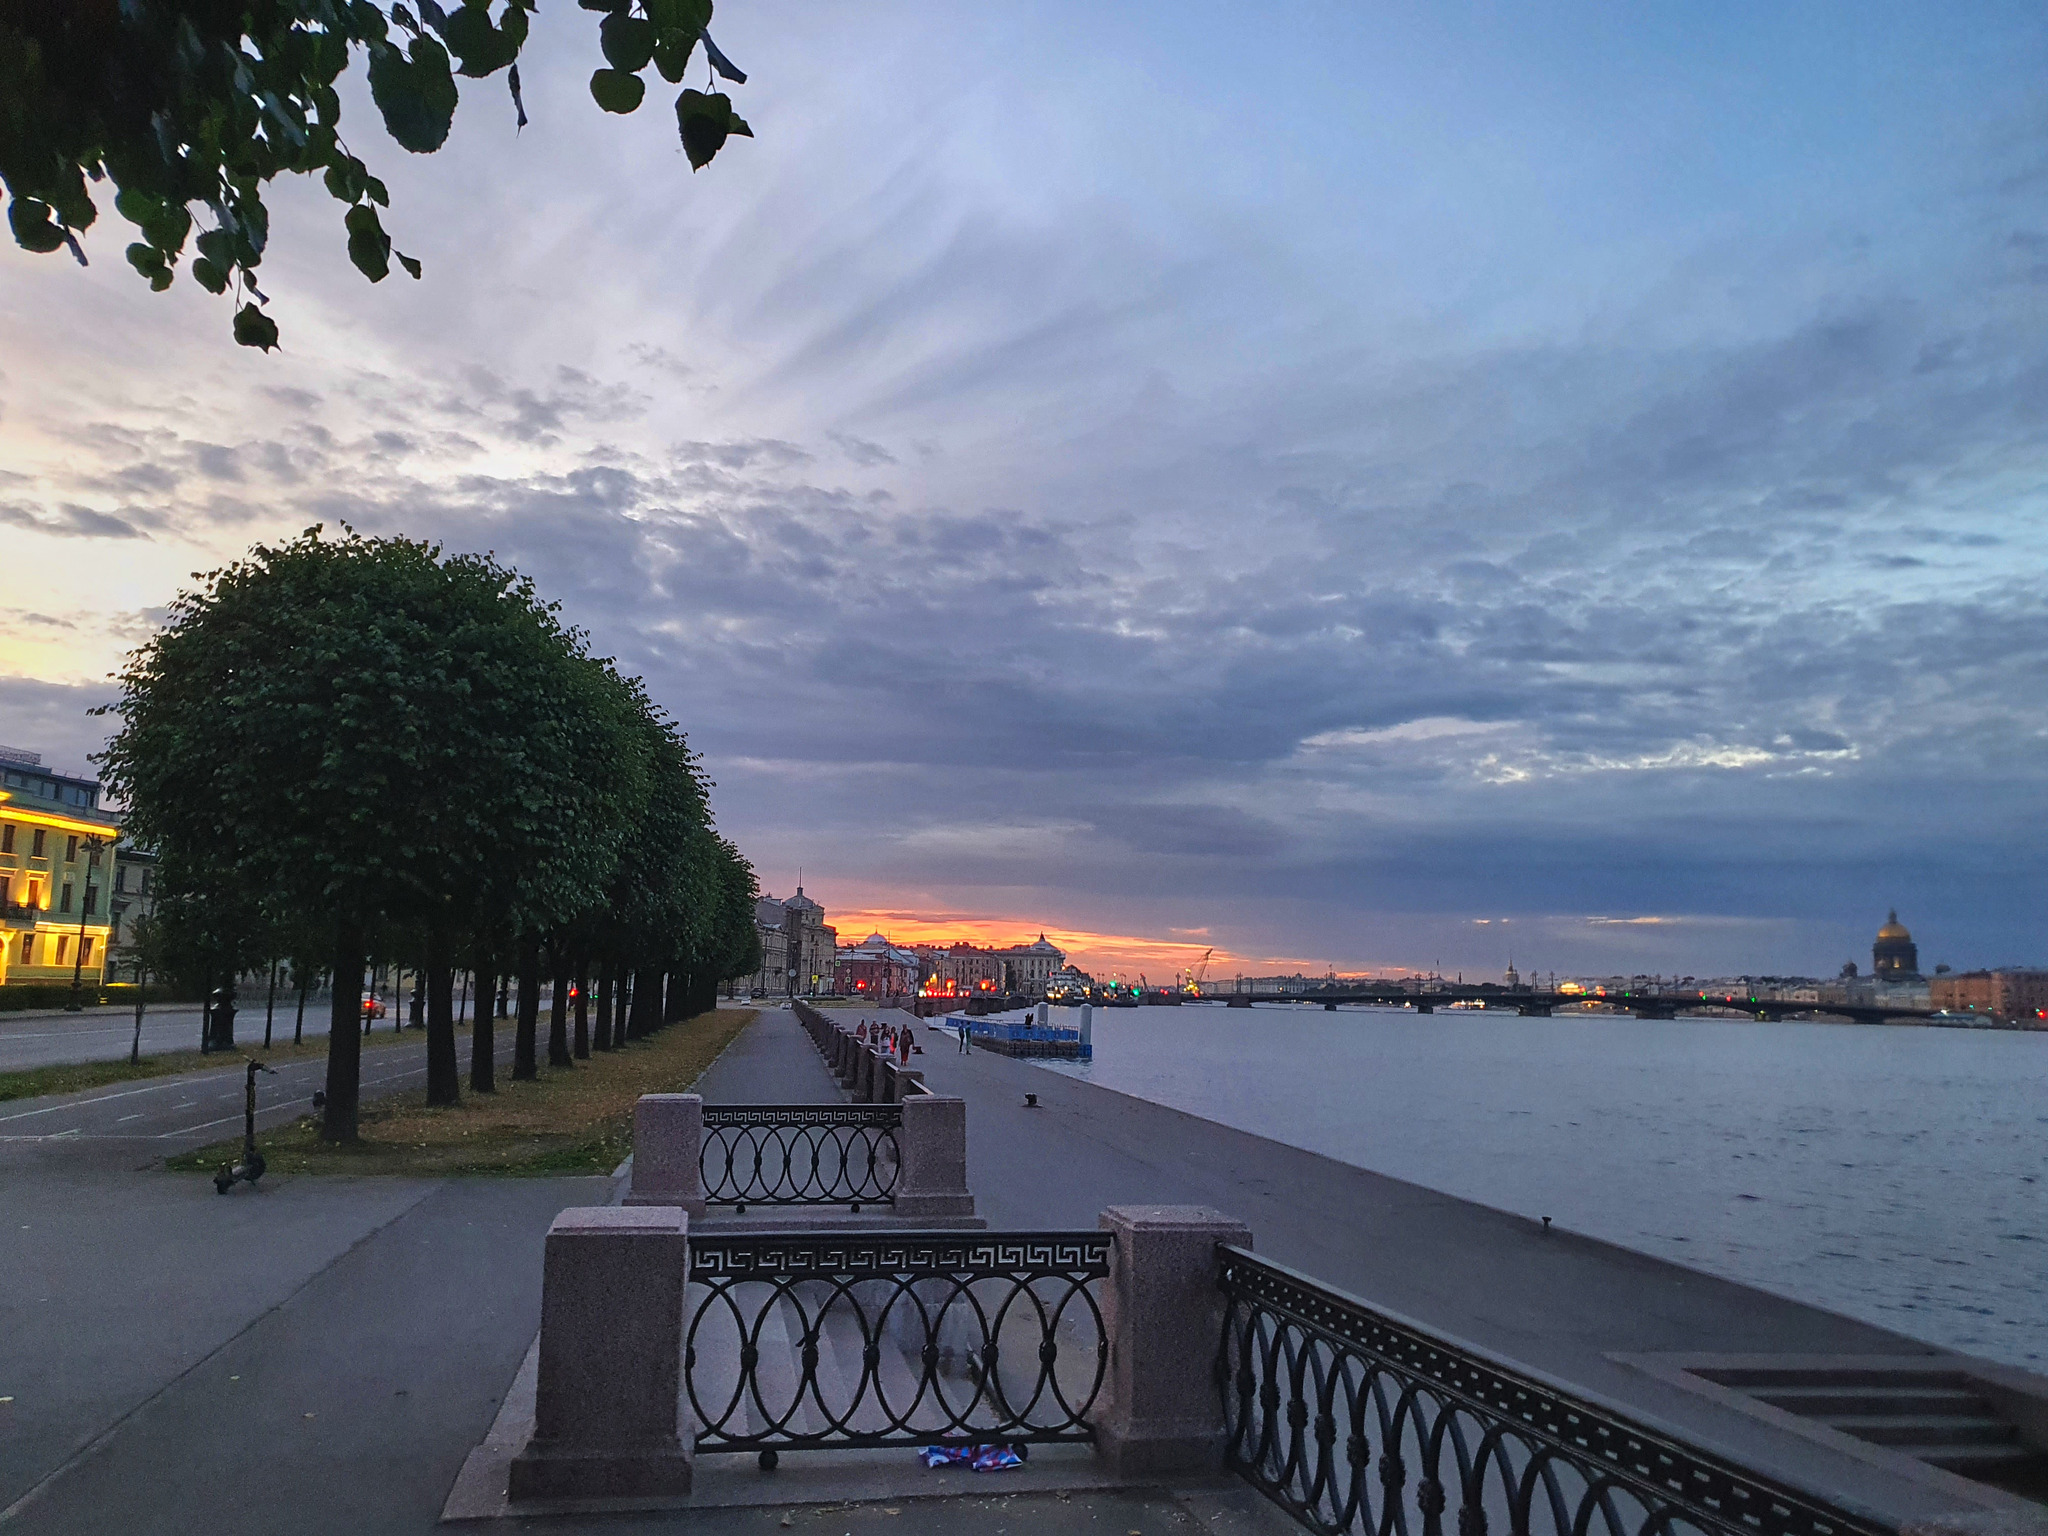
[1217,1247,1889,1536]
[700,1104,902,1209]
[687,1230,1111,1453]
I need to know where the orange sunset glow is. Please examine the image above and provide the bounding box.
[826,908,1412,983]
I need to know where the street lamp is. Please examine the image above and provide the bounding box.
[65,834,107,1013]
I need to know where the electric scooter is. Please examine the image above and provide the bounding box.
[215,1057,278,1194]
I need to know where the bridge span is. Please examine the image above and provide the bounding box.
[1200,984,1939,1025]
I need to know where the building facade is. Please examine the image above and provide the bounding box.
[1930,969,2048,1022]
[832,933,923,997]
[990,934,1065,996]
[911,942,1007,997]
[0,748,122,989]
[747,887,837,997]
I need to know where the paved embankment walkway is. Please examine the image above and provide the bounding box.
[858,1009,2028,1524]
[2,1006,1269,1536]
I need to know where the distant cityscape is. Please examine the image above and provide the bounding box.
[0,743,2038,1028]
[744,895,2048,1027]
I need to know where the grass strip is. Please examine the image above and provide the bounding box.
[0,1024,434,1104]
[165,1007,757,1178]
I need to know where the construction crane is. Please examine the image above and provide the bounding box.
[1184,948,1214,996]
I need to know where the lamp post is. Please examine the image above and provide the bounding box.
[65,835,106,1013]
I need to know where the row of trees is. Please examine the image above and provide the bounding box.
[100,527,761,1141]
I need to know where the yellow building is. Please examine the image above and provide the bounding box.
[0,748,122,990]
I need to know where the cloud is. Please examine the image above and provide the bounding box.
[0,502,149,540]
[0,1,2044,977]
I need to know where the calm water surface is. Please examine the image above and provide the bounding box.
[1029,1006,2048,1367]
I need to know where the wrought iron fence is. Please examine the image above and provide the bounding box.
[687,1230,1111,1453]
[700,1104,902,1209]
[1217,1247,1888,1536]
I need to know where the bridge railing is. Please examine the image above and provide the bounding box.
[1216,1245,1888,1536]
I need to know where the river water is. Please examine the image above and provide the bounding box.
[1027,1005,2048,1368]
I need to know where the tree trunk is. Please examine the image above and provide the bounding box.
[573,953,590,1059]
[425,932,459,1106]
[615,970,632,1042]
[470,953,497,1094]
[663,969,686,1027]
[293,966,309,1045]
[322,927,365,1142]
[548,944,572,1068]
[593,962,613,1052]
[629,966,662,1039]
[264,961,277,1049]
[210,970,237,1049]
[514,931,540,1080]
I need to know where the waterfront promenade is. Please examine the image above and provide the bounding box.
[4,1004,2039,1532]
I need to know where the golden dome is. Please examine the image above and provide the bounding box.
[1876,910,1911,941]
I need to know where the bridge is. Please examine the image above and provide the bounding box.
[1191,983,1939,1025]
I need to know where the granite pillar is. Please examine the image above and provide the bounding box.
[893,1094,974,1217]
[624,1093,706,1216]
[509,1206,692,1499]
[1092,1204,1252,1477]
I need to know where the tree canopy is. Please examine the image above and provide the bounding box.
[0,0,751,349]
[98,526,760,1138]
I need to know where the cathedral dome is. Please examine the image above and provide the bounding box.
[1872,910,1919,979]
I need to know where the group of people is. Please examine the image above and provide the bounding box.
[853,1017,919,1064]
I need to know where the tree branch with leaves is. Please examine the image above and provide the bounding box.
[0,0,750,349]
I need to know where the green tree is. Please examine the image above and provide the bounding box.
[98,527,645,1139]
[1,0,752,349]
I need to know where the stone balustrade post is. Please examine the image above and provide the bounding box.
[1092,1205,1252,1476]
[893,1094,974,1217]
[624,1093,705,1216]
[509,1206,692,1499]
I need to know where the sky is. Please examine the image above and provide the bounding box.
[2,1,2045,981]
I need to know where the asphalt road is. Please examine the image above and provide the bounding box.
[0,995,488,1072]
[0,1030,517,1167]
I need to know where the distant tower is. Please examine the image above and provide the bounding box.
[1872,911,1919,980]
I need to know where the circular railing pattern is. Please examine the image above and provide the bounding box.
[700,1105,903,1208]
[1216,1247,1887,1536]
[687,1231,1111,1451]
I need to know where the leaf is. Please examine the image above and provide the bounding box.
[441,3,519,77]
[115,188,160,228]
[346,204,392,282]
[8,198,67,255]
[125,242,169,282]
[652,27,698,83]
[142,201,193,256]
[648,0,712,30]
[323,158,367,204]
[234,304,280,352]
[396,251,423,279]
[192,256,232,294]
[700,31,746,84]
[675,89,736,170]
[727,111,752,138]
[599,14,655,72]
[590,69,646,114]
[197,228,237,268]
[368,37,460,153]
[509,63,529,129]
